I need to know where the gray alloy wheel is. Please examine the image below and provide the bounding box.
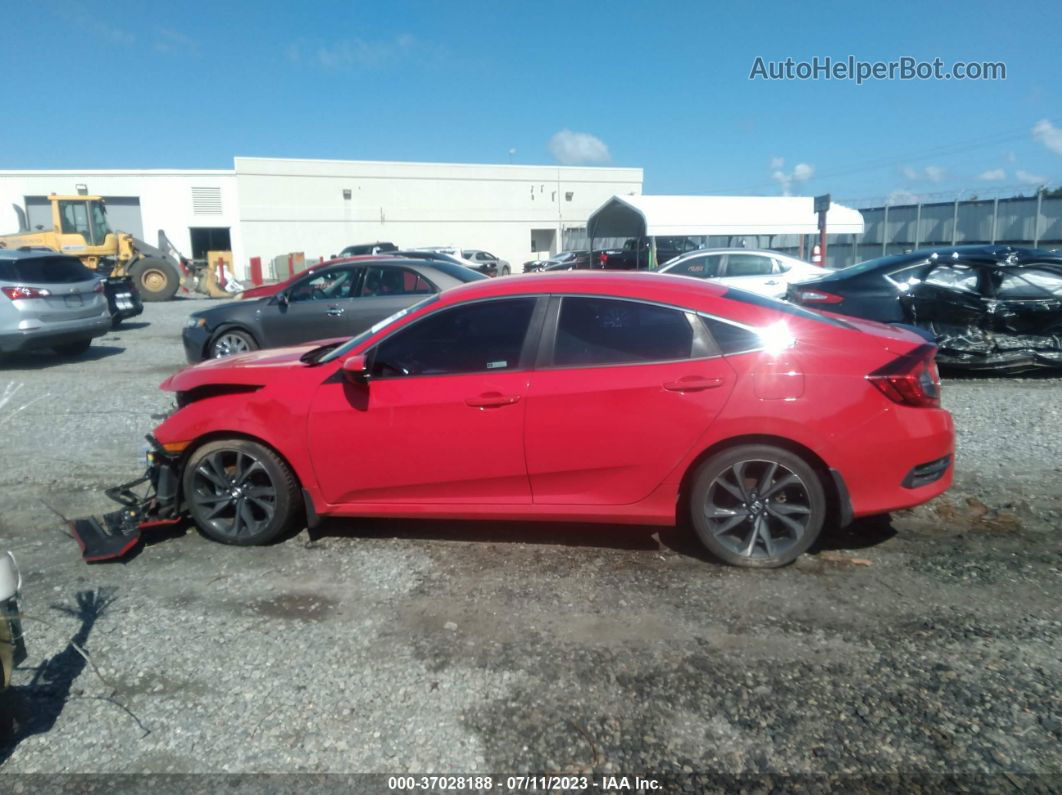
[689,444,826,568]
[182,440,301,546]
[210,329,257,358]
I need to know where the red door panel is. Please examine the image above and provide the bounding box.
[307,373,531,505]
[524,358,735,505]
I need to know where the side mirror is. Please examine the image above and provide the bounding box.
[341,353,369,383]
[274,291,288,305]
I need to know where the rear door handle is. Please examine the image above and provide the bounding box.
[663,376,724,392]
[327,306,345,317]
[466,392,521,408]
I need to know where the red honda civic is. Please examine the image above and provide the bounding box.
[108,273,955,567]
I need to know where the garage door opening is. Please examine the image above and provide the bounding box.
[531,228,556,256]
[189,227,231,259]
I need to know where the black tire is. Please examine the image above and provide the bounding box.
[209,328,258,358]
[182,439,302,546]
[688,444,826,568]
[128,258,180,302]
[53,338,92,357]
[500,264,511,276]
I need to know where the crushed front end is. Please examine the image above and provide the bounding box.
[70,435,183,562]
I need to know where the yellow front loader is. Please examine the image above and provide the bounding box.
[0,194,230,304]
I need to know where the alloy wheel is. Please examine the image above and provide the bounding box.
[703,458,812,560]
[213,333,251,357]
[189,450,278,541]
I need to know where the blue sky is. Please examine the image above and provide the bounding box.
[3,0,1061,204]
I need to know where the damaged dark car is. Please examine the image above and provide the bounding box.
[788,245,1062,373]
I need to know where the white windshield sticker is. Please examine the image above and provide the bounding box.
[486,360,508,369]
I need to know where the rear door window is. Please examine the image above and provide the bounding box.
[666,254,723,278]
[923,263,979,293]
[553,297,694,366]
[361,267,435,297]
[724,254,775,277]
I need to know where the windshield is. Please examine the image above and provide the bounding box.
[318,294,440,364]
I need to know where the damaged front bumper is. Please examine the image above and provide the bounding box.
[70,436,183,562]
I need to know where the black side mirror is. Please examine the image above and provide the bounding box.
[274,291,289,306]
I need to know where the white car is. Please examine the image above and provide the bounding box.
[659,248,829,299]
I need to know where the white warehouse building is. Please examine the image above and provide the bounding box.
[0,157,644,280]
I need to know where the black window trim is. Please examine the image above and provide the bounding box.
[536,294,723,371]
[365,294,548,381]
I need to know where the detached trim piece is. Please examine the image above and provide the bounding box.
[828,468,854,528]
[902,456,952,489]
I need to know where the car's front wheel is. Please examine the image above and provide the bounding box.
[210,328,258,358]
[183,439,302,546]
[688,444,826,567]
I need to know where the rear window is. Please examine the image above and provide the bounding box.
[721,288,856,330]
[0,256,95,284]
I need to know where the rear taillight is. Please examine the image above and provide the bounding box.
[793,287,843,304]
[1,285,51,301]
[867,345,941,408]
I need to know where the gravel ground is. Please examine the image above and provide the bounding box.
[0,300,1059,789]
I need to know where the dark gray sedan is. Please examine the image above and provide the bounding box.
[182,258,487,362]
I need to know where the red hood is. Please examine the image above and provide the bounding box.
[160,339,346,392]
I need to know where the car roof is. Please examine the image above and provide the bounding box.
[671,248,800,258]
[436,271,728,309]
[0,247,77,261]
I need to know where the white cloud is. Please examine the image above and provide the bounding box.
[548,130,611,165]
[1032,119,1062,156]
[769,159,814,195]
[901,164,945,182]
[1016,169,1047,186]
[154,28,198,55]
[924,165,945,183]
[886,189,920,206]
[287,34,421,69]
[314,34,417,69]
[978,168,1006,181]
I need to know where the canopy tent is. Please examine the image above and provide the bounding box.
[586,194,865,239]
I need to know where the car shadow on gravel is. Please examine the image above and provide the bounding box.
[2,345,125,370]
[0,588,117,765]
[310,512,899,562]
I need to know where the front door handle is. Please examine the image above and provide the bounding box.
[327,306,345,317]
[466,392,521,408]
[663,376,724,392]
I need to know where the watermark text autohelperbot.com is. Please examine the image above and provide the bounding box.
[749,56,1006,85]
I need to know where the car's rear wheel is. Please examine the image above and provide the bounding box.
[689,444,825,568]
[53,339,92,357]
[210,329,257,358]
[183,439,302,546]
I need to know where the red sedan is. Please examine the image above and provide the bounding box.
[144,272,953,567]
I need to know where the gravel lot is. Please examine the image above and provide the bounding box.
[0,299,1060,788]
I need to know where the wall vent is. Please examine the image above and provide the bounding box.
[191,186,222,214]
